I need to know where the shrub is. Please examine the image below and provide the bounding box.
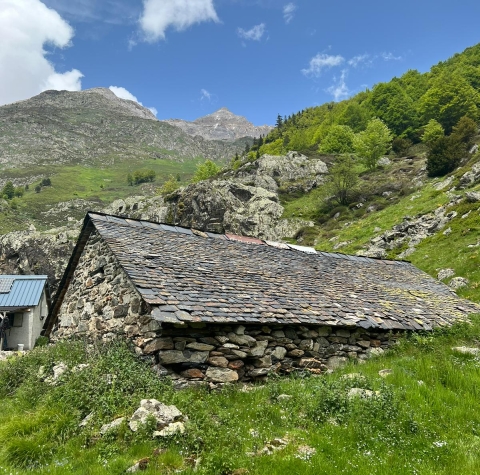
[41,177,52,187]
[2,181,15,200]
[127,169,156,186]
[191,160,221,183]
[159,174,180,196]
[427,136,465,177]
[391,137,412,157]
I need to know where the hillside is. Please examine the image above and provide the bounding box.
[0,88,254,234]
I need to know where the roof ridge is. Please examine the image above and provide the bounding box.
[86,211,410,266]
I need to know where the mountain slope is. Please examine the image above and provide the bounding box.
[0,88,244,171]
[163,107,273,141]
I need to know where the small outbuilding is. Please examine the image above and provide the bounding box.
[0,275,50,351]
[44,212,480,384]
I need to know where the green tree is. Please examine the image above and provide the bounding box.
[426,136,465,177]
[191,160,221,183]
[421,119,444,146]
[159,175,180,196]
[354,118,393,170]
[275,114,283,128]
[368,81,419,136]
[451,115,478,149]
[419,74,479,133]
[2,181,15,200]
[326,155,359,205]
[319,125,355,154]
[338,102,370,132]
[391,137,412,157]
[127,173,134,186]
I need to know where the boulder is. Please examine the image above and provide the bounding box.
[465,191,480,203]
[100,417,125,434]
[129,399,184,432]
[437,268,455,280]
[449,277,469,289]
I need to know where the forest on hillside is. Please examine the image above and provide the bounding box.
[246,43,480,177]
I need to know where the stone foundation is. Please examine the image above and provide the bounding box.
[149,323,399,385]
[53,230,401,385]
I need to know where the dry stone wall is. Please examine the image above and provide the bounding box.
[149,323,399,386]
[54,232,401,385]
[52,231,150,342]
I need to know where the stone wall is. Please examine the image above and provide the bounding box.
[53,231,401,385]
[52,231,150,342]
[148,323,399,387]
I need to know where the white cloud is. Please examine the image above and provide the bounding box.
[326,70,350,101]
[348,54,371,68]
[381,52,402,61]
[109,86,158,116]
[237,23,266,41]
[283,3,297,24]
[200,89,212,101]
[140,0,219,41]
[301,54,344,77]
[0,0,83,106]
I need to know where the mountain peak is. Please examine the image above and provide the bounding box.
[162,108,272,141]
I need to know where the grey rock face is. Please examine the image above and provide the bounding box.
[229,151,328,194]
[163,107,273,141]
[465,191,480,203]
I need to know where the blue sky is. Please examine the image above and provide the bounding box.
[1,0,480,126]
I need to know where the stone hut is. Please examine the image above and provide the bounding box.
[44,212,480,384]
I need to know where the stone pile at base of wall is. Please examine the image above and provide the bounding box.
[138,322,400,387]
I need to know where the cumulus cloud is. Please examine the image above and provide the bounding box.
[0,0,83,106]
[301,54,344,77]
[140,0,219,41]
[237,23,266,41]
[326,70,350,101]
[109,86,158,116]
[283,3,297,24]
[348,54,371,68]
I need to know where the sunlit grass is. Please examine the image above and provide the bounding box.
[1,318,480,474]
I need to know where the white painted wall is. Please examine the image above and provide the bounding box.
[4,289,48,350]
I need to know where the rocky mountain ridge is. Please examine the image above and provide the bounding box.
[163,107,273,141]
[0,88,246,171]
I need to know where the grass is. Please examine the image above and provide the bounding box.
[0,157,201,233]
[2,318,480,474]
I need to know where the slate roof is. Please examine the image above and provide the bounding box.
[0,275,48,311]
[45,212,480,334]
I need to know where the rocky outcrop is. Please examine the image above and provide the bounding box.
[163,107,272,141]
[226,151,329,193]
[361,205,458,259]
[106,182,311,241]
[0,227,77,293]
[459,161,480,188]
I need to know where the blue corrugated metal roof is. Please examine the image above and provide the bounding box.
[0,275,47,309]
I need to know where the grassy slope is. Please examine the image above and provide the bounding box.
[2,320,480,474]
[0,158,200,233]
[281,154,480,303]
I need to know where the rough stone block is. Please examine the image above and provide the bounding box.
[249,340,268,357]
[208,356,229,368]
[205,367,238,383]
[272,346,287,360]
[143,337,174,353]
